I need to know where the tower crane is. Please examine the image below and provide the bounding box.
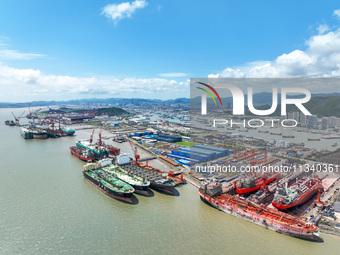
[127,138,140,165]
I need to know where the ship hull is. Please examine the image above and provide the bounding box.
[272,186,318,210]
[33,134,48,139]
[199,191,318,241]
[150,183,175,195]
[237,176,279,194]
[131,185,150,196]
[83,171,132,203]
[61,128,75,136]
[70,149,95,162]
[20,130,33,139]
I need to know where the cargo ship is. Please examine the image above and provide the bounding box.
[321,135,340,139]
[31,128,48,139]
[236,173,280,194]
[258,130,269,133]
[270,132,282,135]
[307,138,320,141]
[70,146,95,161]
[199,180,319,241]
[116,154,176,195]
[61,127,75,136]
[5,120,15,126]
[283,135,295,138]
[82,163,134,203]
[272,177,320,210]
[76,140,109,160]
[20,127,33,139]
[92,158,150,195]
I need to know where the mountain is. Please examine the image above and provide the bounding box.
[0,97,190,108]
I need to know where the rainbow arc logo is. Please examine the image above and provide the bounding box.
[196,82,222,114]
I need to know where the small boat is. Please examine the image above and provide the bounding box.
[282,134,295,138]
[258,130,269,133]
[5,120,15,126]
[307,138,320,141]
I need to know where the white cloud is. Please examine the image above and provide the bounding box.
[0,49,46,60]
[158,72,188,78]
[210,23,340,78]
[101,0,148,24]
[0,62,189,101]
[0,36,46,60]
[317,24,330,34]
[334,9,340,19]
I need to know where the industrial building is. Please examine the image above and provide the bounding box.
[167,144,233,163]
[157,134,182,143]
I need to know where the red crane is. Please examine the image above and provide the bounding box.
[11,111,25,126]
[89,129,95,143]
[127,138,140,165]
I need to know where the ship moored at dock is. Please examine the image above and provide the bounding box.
[82,163,135,203]
[116,153,176,195]
[199,180,319,241]
[272,177,321,210]
[88,158,151,196]
[20,127,33,139]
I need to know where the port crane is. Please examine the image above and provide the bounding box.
[89,129,95,143]
[127,137,140,165]
[11,111,25,126]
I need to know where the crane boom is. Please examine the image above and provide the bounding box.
[89,129,95,143]
[127,138,140,165]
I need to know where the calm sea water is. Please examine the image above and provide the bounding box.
[0,108,339,255]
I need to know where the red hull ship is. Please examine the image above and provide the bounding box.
[272,177,321,210]
[236,173,280,194]
[70,146,95,162]
[307,138,320,141]
[199,180,319,241]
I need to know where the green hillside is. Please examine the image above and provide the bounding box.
[300,96,340,117]
[74,107,129,116]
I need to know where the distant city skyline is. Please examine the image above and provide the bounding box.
[1,1,340,102]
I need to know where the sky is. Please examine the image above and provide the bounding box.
[1,0,340,102]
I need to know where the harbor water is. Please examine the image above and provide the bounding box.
[1,108,340,255]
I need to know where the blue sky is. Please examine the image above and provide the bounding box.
[1,0,340,102]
